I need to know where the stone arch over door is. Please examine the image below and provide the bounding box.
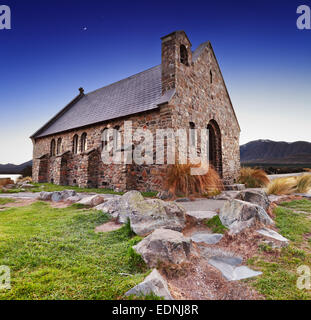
[207,120,223,178]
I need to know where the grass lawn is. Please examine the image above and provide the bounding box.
[0,183,158,198]
[0,198,16,205]
[247,199,311,300]
[0,202,148,300]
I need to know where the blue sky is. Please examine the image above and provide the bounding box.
[0,0,311,164]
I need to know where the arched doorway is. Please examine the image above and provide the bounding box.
[207,120,223,178]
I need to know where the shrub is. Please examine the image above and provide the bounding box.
[166,163,223,197]
[294,174,311,193]
[266,177,297,195]
[17,176,33,183]
[238,167,270,188]
[205,215,228,234]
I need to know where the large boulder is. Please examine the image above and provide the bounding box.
[37,190,77,202]
[129,199,186,236]
[234,190,270,211]
[125,269,173,300]
[96,191,186,234]
[219,199,274,233]
[77,194,106,207]
[133,229,191,268]
[95,191,142,223]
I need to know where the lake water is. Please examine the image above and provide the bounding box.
[0,174,22,183]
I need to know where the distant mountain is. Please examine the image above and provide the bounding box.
[240,140,311,164]
[0,160,33,174]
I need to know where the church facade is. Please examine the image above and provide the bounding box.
[31,31,241,192]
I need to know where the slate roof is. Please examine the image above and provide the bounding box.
[32,65,171,138]
[32,41,240,138]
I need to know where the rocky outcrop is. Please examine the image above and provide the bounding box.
[234,190,270,211]
[220,199,274,234]
[125,269,173,300]
[37,190,77,202]
[77,195,106,207]
[96,191,186,235]
[133,229,191,268]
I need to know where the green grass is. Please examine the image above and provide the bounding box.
[0,198,16,205]
[0,183,158,198]
[204,215,228,234]
[0,202,148,300]
[247,199,311,300]
[280,199,311,213]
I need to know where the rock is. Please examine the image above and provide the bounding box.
[78,195,105,207]
[224,184,245,191]
[125,269,173,300]
[228,218,256,235]
[208,256,262,281]
[213,191,239,201]
[220,199,274,233]
[51,190,77,202]
[129,199,186,236]
[96,191,143,223]
[191,232,223,245]
[186,210,217,222]
[66,195,82,203]
[20,183,35,189]
[234,190,270,211]
[257,228,289,245]
[133,229,191,267]
[157,191,173,200]
[37,191,53,201]
[5,184,16,190]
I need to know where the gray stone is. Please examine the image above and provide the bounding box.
[157,191,173,200]
[66,195,82,203]
[220,199,274,233]
[51,192,63,202]
[20,183,35,189]
[186,210,217,222]
[78,194,106,207]
[228,218,256,235]
[51,190,77,202]
[129,199,186,236]
[37,191,53,201]
[208,257,262,281]
[134,229,191,268]
[257,228,289,244]
[235,190,270,211]
[175,198,191,203]
[95,191,143,224]
[224,184,245,191]
[125,269,173,300]
[191,232,223,245]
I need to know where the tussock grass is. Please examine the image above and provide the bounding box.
[166,163,223,197]
[238,167,270,188]
[295,174,311,193]
[266,174,311,195]
[266,177,297,195]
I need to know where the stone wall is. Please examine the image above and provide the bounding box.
[161,31,241,184]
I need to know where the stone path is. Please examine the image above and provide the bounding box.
[179,199,226,212]
[191,232,223,245]
[268,172,311,181]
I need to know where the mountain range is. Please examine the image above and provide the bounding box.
[240,140,311,164]
[0,160,33,174]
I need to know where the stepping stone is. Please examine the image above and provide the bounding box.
[191,232,223,245]
[208,256,262,281]
[186,211,217,222]
[257,228,289,243]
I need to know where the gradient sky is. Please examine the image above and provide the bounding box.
[0,0,311,164]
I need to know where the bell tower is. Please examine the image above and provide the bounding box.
[161,30,192,94]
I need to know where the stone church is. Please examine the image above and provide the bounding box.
[31,31,240,192]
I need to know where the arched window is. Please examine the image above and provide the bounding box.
[113,126,120,151]
[57,138,62,155]
[81,132,87,152]
[180,45,189,66]
[101,128,108,150]
[50,139,56,157]
[210,70,213,84]
[73,134,79,154]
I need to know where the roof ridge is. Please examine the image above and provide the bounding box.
[86,65,161,96]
